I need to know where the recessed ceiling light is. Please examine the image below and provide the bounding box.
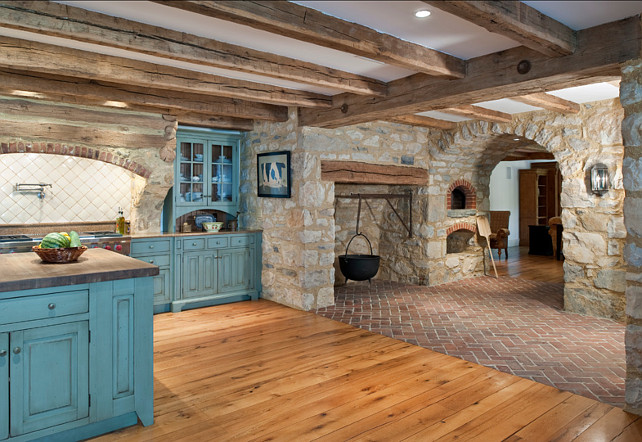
[415,9,431,18]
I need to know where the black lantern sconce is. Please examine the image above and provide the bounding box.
[590,163,610,195]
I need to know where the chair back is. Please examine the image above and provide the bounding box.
[489,211,510,232]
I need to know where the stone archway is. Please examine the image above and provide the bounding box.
[433,99,626,321]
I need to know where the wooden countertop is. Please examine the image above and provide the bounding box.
[0,248,159,293]
[130,230,261,240]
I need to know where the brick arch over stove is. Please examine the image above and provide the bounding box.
[0,141,151,178]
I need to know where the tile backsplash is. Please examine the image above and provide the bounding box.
[0,153,133,224]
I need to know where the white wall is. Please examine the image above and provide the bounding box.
[489,160,530,247]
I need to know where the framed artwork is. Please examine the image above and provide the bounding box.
[257,151,291,198]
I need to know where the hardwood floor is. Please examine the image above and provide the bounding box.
[95,299,641,441]
[493,246,564,283]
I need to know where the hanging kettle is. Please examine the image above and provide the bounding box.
[338,233,380,283]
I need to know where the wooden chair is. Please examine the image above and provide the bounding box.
[548,216,563,259]
[489,211,510,259]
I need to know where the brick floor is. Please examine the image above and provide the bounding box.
[314,277,626,407]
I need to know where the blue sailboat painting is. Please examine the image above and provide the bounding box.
[257,151,291,197]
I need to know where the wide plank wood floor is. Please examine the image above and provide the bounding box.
[94,299,641,441]
[494,246,564,284]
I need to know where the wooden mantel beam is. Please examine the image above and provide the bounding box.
[0,35,332,108]
[0,69,288,122]
[299,16,638,128]
[511,92,580,114]
[321,161,428,186]
[154,0,466,78]
[0,1,385,97]
[423,1,576,57]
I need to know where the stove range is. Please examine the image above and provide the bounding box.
[0,232,131,255]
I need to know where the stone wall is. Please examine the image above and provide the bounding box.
[621,59,642,414]
[240,108,335,310]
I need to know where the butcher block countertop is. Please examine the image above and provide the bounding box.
[0,248,159,293]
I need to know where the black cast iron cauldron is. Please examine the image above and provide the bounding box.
[339,233,380,283]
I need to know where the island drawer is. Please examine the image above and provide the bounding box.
[134,254,170,267]
[131,238,172,255]
[0,289,89,324]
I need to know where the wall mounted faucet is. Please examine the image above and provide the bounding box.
[15,183,53,199]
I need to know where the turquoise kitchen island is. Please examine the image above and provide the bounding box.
[0,248,157,441]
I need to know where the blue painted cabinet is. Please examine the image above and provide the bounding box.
[10,322,89,436]
[0,277,153,441]
[0,333,7,440]
[130,238,173,313]
[172,233,261,312]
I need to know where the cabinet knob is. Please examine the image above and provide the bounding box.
[13,347,21,355]
[149,260,155,264]
[0,350,6,357]
[192,242,197,246]
[149,245,155,249]
[48,303,56,310]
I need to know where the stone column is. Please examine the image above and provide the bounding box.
[621,59,642,415]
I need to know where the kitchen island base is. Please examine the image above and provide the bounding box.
[0,249,156,441]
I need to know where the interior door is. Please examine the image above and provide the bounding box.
[10,322,89,437]
[0,333,7,440]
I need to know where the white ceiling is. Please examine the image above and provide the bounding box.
[17,1,642,122]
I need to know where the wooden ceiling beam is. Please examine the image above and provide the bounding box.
[442,105,512,123]
[511,92,580,113]
[387,115,456,130]
[155,0,466,78]
[423,1,576,57]
[173,112,255,131]
[299,16,639,128]
[0,1,385,97]
[0,35,332,108]
[0,69,288,122]
[503,152,555,161]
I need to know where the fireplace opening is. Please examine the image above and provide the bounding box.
[447,229,475,254]
[451,188,466,210]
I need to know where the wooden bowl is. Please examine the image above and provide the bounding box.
[32,245,87,263]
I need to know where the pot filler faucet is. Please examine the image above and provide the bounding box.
[15,183,52,199]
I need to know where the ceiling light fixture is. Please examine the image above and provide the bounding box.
[415,9,431,18]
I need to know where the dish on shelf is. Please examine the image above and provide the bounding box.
[202,222,224,232]
[194,214,215,228]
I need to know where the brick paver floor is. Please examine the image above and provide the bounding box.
[315,277,626,407]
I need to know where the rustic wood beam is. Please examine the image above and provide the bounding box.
[511,92,580,113]
[0,35,332,108]
[442,105,512,123]
[503,152,555,161]
[299,16,638,128]
[0,69,288,122]
[173,112,254,131]
[155,0,466,78]
[0,1,386,97]
[321,161,428,186]
[0,97,168,149]
[386,115,456,130]
[423,1,576,57]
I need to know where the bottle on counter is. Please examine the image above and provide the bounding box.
[116,207,126,235]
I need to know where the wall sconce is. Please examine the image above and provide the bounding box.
[590,163,610,195]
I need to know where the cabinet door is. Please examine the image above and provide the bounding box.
[0,333,7,440]
[10,322,89,436]
[154,267,172,305]
[177,138,206,206]
[182,251,217,299]
[218,247,254,293]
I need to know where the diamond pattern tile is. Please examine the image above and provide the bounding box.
[0,153,133,224]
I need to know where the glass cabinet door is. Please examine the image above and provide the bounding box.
[209,142,235,203]
[178,141,205,204]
